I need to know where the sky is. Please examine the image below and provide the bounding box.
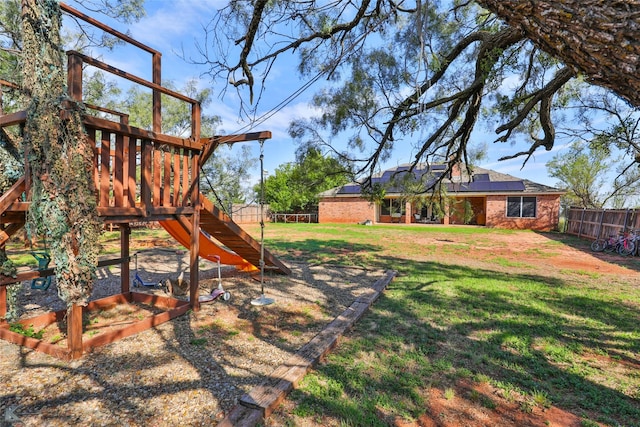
[63,0,566,189]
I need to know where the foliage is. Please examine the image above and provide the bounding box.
[0,1,24,320]
[0,257,19,321]
[1,0,150,310]
[552,89,640,208]
[201,144,256,212]
[9,322,44,339]
[547,141,640,209]
[83,70,123,114]
[203,1,587,189]
[0,0,23,111]
[72,0,146,24]
[119,79,221,138]
[258,147,350,213]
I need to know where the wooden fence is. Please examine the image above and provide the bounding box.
[565,207,640,240]
[230,204,270,224]
[271,213,318,223]
[228,205,319,224]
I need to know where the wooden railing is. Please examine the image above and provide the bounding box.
[1,4,276,223]
[85,116,200,220]
[61,1,203,220]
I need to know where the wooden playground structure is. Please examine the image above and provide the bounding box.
[0,3,289,360]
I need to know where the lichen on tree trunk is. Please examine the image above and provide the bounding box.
[21,0,101,306]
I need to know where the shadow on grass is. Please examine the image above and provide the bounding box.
[537,231,640,274]
[267,238,383,268]
[288,257,640,426]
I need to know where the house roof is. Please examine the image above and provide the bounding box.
[318,163,565,197]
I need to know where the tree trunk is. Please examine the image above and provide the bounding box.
[475,0,640,106]
[21,0,101,306]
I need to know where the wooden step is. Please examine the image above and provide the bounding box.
[199,195,290,275]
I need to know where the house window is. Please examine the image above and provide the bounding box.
[507,196,536,218]
[380,199,405,216]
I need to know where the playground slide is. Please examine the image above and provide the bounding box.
[158,220,258,272]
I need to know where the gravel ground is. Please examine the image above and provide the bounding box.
[0,248,386,426]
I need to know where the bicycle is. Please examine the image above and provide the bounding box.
[591,233,619,252]
[620,229,640,256]
[617,230,636,256]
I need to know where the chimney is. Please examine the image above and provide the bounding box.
[449,157,462,182]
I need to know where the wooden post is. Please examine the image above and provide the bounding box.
[152,52,162,133]
[189,151,200,311]
[592,209,601,239]
[162,148,171,206]
[153,146,161,206]
[114,133,124,207]
[189,207,200,312]
[66,53,83,101]
[578,208,586,238]
[182,152,190,207]
[120,224,130,294]
[141,139,152,215]
[191,102,201,140]
[173,149,181,206]
[100,131,111,207]
[127,137,137,208]
[0,285,7,324]
[67,304,83,359]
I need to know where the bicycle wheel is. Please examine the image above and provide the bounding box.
[603,239,617,253]
[591,239,606,252]
[619,239,635,256]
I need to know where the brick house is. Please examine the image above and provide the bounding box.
[318,163,564,231]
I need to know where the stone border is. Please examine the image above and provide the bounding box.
[219,270,397,426]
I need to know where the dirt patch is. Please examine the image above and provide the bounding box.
[408,229,637,276]
[416,380,583,427]
[29,301,167,347]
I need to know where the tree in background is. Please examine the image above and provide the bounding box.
[204,1,640,191]
[258,148,350,213]
[201,144,257,214]
[547,142,640,209]
[549,87,640,209]
[547,143,609,209]
[123,79,220,137]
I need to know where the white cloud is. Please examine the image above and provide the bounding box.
[130,0,226,49]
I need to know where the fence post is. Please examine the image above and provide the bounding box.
[623,209,630,232]
[596,209,605,240]
[578,208,586,238]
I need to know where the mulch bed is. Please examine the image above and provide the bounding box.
[1,248,387,426]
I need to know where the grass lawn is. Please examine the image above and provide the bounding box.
[245,223,640,427]
[5,223,639,426]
